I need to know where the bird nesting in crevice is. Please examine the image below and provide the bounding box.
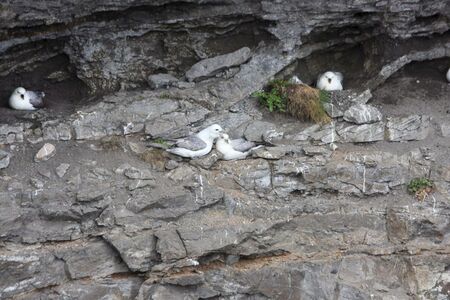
[285,84,331,124]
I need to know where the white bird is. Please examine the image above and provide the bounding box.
[166,124,224,158]
[9,87,45,110]
[446,67,450,82]
[290,75,303,84]
[216,133,262,160]
[317,71,343,91]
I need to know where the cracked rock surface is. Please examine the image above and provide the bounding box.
[0,1,450,299]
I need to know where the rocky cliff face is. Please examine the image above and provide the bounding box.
[0,1,450,299]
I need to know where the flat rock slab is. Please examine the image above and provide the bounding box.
[324,89,372,118]
[55,163,70,178]
[147,73,179,89]
[55,240,128,279]
[337,122,385,143]
[386,115,431,142]
[344,104,383,124]
[155,229,187,262]
[104,230,158,272]
[185,47,251,82]
[244,121,276,142]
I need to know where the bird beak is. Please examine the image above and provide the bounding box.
[328,78,331,83]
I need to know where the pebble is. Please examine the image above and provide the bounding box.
[38,168,52,178]
[55,163,70,178]
[30,178,44,189]
[34,143,56,162]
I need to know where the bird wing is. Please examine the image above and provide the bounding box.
[231,138,255,152]
[333,72,343,82]
[27,91,45,108]
[175,135,207,151]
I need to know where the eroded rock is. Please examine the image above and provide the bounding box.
[386,115,431,141]
[0,150,10,169]
[343,104,383,124]
[185,47,251,82]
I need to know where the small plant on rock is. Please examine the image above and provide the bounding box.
[252,79,289,112]
[153,138,169,146]
[252,79,331,124]
[407,177,434,201]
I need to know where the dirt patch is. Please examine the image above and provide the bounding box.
[371,58,450,117]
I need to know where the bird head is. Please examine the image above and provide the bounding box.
[323,71,335,84]
[220,133,231,144]
[14,87,26,100]
[205,124,224,140]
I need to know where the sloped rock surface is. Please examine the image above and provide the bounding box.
[1,1,450,299]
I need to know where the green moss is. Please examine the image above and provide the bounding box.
[158,92,171,99]
[153,138,169,146]
[407,177,434,194]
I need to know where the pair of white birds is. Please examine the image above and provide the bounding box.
[166,124,261,160]
[291,71,344,91]
[9,87,45,110]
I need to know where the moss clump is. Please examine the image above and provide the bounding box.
[153,138,169,146]
[407,177,434,201]
[286,84,331,124]
[252,80,331,124]
[252,79,289,112]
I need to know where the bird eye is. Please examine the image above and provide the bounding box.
[215,129,219,131]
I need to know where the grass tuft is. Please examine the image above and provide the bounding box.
[286,84,331,124]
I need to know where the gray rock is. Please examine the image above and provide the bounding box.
[343,104,383,124]
[310,124,340,145]
[337,122,385,143]
[0,124,25,145]
[0,248,66,298]
[174,81,195,89]
[0,150,10,169]
[104,230,158,272]
[155,229,187,262]
[55,163,70,178]
[438,121,450,137]
[72,93,179,140]
[124,167,154,180]
[42,122,72,141]
[252,146,302,160]
[30,178,44,189]
[165,160,179,170]
[324,89,373,118]
[147,73,179,89]
[189,151,220,169]
[20,276,143,300]
[185,47,251,82]
[386,115,431,141]
[76,183,110,202]
[55,240,128,279]
[144,104,209,138]
[244,121,276,142]
[34,143,56,162]
[128,179,155,191]
[303,145,332,157]
[37,167,52,178]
